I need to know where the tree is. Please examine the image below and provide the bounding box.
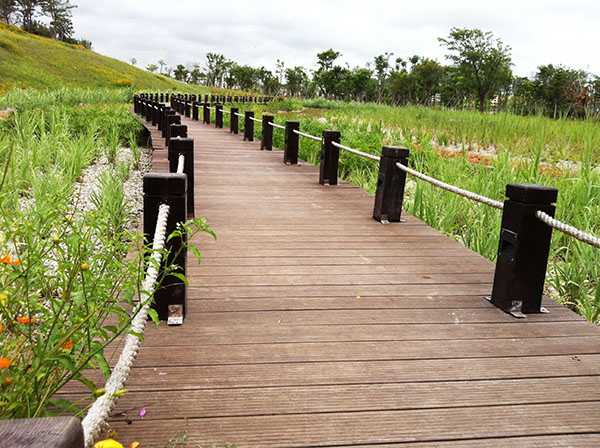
[130,57,137,66]
[14,0,43,32]
[285,66,309,97]
[205,52,229,87]
[146,63,158,73]
[412,58,443,105]
[373,52,393,103]
[230,64,257,91]
[313,49,343,98]
[188,64,204,85]
[43,0,75,41]
[439,27,513,112]
[275,59,285,84]
[157,59,166,74]
[0,0,18,24]
[173,64,189,82]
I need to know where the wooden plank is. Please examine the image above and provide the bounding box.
[106,402,600,447]
[131,336,600,367]
[135,321,598,346]
[187,283,496,299]
[62,354,600,394]
[186,295,564,312]
[106,376,600,421]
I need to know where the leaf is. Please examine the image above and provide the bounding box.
[147,308,159,326]
[126,330,144,340]
[94,352,112,379]
[188,245,202,264]
[170,272,189,287]
[76,375,98,393]
[104,325,118,335]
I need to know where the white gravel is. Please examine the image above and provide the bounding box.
[70,146,153,233]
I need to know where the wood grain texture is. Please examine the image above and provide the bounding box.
[107,111,600,447]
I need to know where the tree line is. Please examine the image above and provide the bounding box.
[0,0,91,49]
[144,27,598,119]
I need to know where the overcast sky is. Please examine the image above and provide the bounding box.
[72,0,599,79]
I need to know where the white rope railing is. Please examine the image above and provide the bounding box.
[207,106,215,111]
[396,162,504,210]
[536,211,600,249]
[293,129,323,143]
[250,116,262,123]
[81,203,171,447]
[270,122,286,130]
[176,154,185,174]
[332,141,381,162]
[234,112,245,118]
[222,109,231,114]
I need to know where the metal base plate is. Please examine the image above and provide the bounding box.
[167,304,184,326]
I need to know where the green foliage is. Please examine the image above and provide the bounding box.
[439,27,513,112]
[0,88,214,417]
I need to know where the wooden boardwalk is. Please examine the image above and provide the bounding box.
[107,111,600,446]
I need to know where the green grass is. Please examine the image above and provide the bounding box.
[234,99,600,323]
[0,22,241,95]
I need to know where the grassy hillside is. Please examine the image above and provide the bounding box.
[0,22,195,92]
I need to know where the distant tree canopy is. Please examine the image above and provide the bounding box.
[139,26,597,119]
[0,0,91,48]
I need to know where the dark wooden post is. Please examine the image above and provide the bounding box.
[184,101,191,117]
[490,184,558,317]
[151,103,160,126]
[145,101,153,122]
[161,110,176,138]
[215,104,223,128]
[169,124,188,141]
[134,94,140,114]
[143,173,187,321]
[168,137,195,219]
[204,94,209,103]
[261,115,274,150]
[210,94,215,104]
[284,121,300,164]
[373,146,410,223]
[234,95,238,103]
[192,102,199,121]
[244,110,254,141]
[203,103,210,124]
[319,130,340,185]
[165,114,181,145]
[230,107,239,134]
[227,95,232,103]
